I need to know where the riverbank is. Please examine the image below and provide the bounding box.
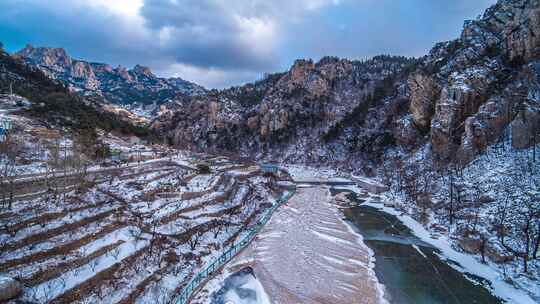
[334,184,537,304]
[336,188,503,303]
[193,165,536,304]
[193,186,386,304]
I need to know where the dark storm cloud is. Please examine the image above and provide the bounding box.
[140,2,265,69]
[0,0,497,88]
[139,0,282,70]
[0,0,156,66]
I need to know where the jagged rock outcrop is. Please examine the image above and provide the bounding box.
[152,55,413,165]
[141,3,519,165]
[457,96,511,163]
[408,73,440,130]
[404,0,540,163]
[510,61,540,148]
[504,0,540,61]
[0,47,154,134]
[430,67,498,160]
[151,0,540,168]
[511,105,540,148]
[14,45,206,112]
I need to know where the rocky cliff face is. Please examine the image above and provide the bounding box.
[414,0,540,163]
[152,55,413,166]
[14,45,206,111]
[154,0,540,171]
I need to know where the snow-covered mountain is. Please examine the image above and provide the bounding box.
[152,0,540,169]
[148,2,540,294]
[14,45,206,113]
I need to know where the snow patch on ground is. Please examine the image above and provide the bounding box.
[283,165,341,181]
[221,272,271,304]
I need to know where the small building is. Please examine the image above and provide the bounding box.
[260,163,279,174]
[111,149,128,162]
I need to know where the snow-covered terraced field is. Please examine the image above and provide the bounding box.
[0,156,282,304]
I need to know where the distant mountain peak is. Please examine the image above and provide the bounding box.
[14,45,206,110]
[132,64,154,78]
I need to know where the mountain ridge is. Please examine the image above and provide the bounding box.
[149,0,540,171]
[0,45,155,139]
[14,44,206,109]
[9,0,540,171]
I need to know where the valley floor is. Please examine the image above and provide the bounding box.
[194,165,538,304]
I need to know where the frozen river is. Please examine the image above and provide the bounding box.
[199,186,384,304]
[199,184,505,304]
[336,188,503,304]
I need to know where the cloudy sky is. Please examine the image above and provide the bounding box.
[0,0,496,88]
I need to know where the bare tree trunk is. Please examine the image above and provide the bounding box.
[479,235,487,263]
[533,221,540,259]
[523,220,531,273]
[449,170,454,226]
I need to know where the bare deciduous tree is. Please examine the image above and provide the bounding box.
[182,219,204,250]
[0,134,21,209]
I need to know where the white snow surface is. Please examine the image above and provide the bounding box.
[284,164,342,181]
[222,274,272,304]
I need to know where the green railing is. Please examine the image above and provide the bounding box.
[176,188,296,304]
[0,117,11,141]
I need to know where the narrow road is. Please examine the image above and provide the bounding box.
[2,158,196,203]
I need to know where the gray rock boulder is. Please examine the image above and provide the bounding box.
[408,73,441,130]
[0,276,22,301]
[511,104,540,148]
